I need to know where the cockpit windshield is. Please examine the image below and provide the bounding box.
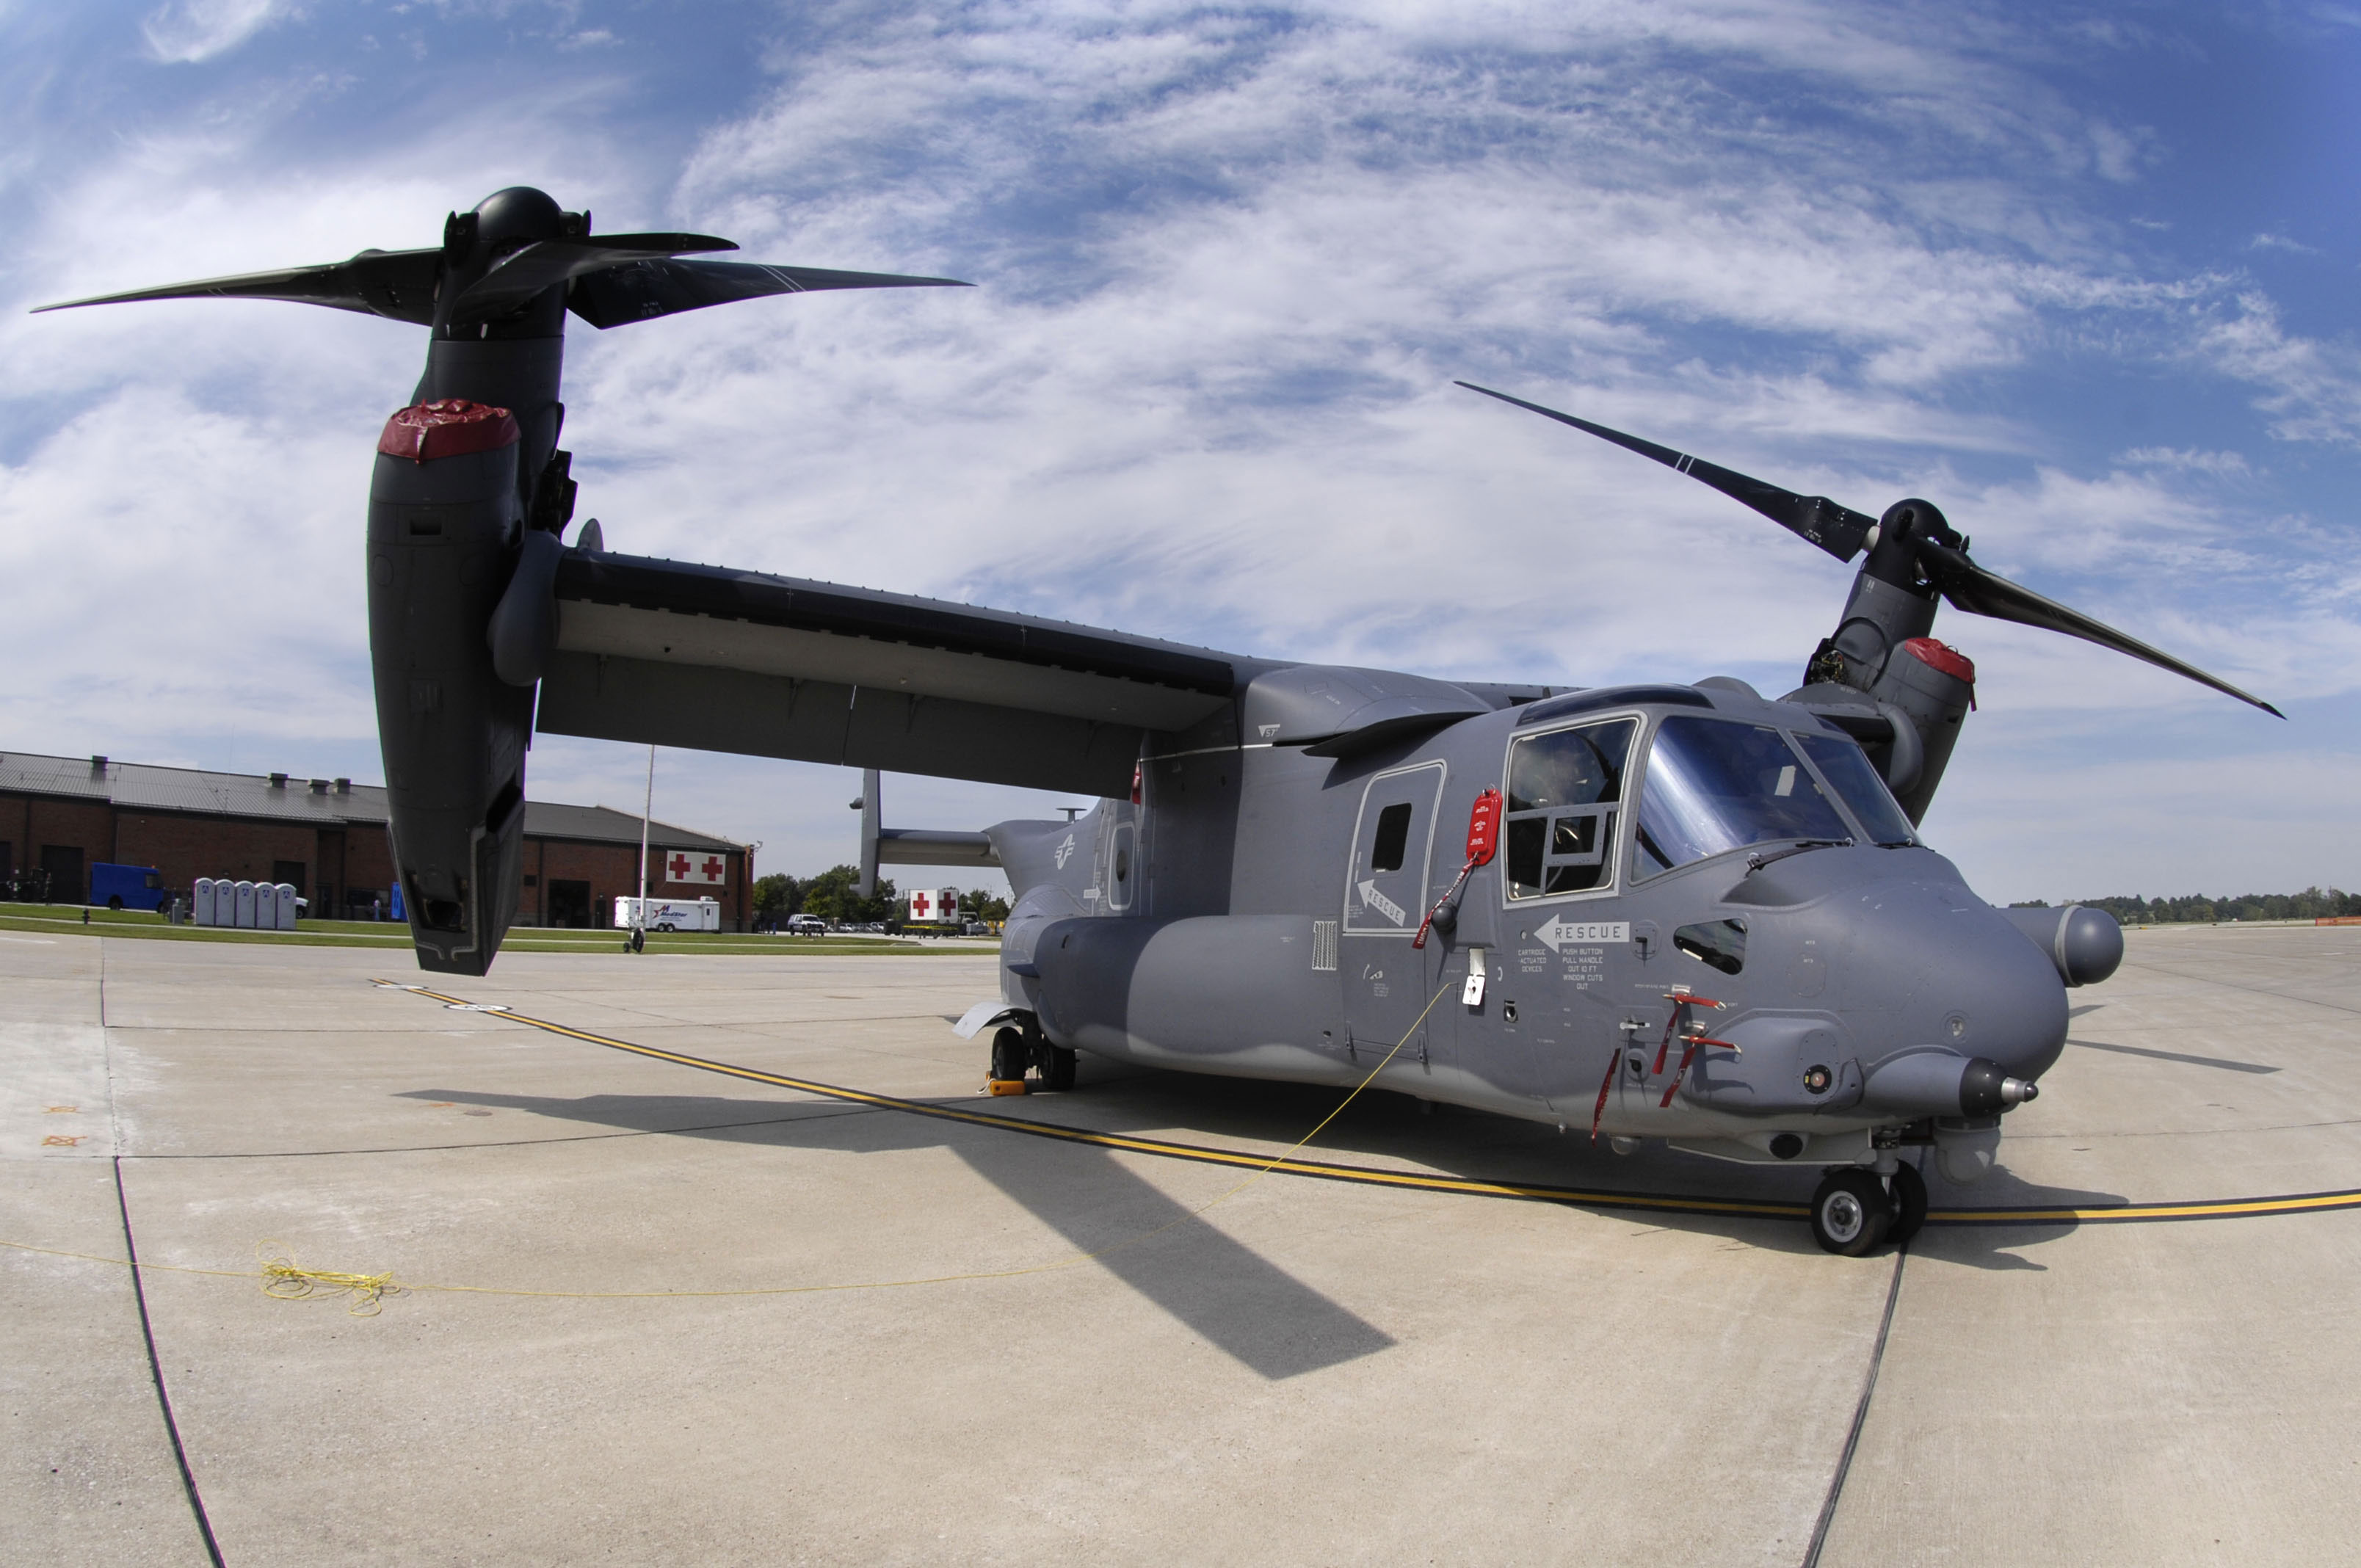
[1633,716,1852,877]
[1794,731,1917,847]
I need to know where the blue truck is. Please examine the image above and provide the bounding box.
[90,863,168,912]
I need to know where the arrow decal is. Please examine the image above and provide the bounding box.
[1357,879,1408,926]
[1534,915,1631,954]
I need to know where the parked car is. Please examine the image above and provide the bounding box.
[962,921,990,937]
[784,913,827,936]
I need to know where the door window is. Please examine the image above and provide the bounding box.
[1504,719,1636,899]
[1345,763,1446,934]
[1107,819,1139,912]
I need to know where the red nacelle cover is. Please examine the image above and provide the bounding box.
[377,399,520,462]
[1902,636,1976,685]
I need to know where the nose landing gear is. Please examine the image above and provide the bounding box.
[1809,1161,1927,1255]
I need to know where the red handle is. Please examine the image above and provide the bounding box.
[1465,788,1502,865]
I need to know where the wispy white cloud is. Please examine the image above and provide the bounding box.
[2118,446,2249,476]
[1,0,2353,896]
[2193,290,2361,446]
[142,0,298,64]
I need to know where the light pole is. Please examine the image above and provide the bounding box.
[631,744,654,952]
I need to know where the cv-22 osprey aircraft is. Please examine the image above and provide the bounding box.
[41,186,2282,1253]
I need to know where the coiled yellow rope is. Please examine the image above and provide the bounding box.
[258,1242,402,1315]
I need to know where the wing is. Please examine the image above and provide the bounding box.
[538,552,1252,795]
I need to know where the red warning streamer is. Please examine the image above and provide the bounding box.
[1412,789,1501,951]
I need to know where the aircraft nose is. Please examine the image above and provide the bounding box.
[1839,878,2070,1081]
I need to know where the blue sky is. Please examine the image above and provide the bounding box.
[1,0,2354,903]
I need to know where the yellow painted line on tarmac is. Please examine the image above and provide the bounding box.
[383,981,2361,1230]
[1937,1190,2361,1224]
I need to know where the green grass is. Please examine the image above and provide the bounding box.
[0,904,990,956]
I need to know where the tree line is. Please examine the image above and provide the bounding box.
[2014,888,2361,925]
[750,866,1012,929]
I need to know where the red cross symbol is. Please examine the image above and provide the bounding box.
[701,855,725,881]
[912,891,933,916]
[667,852,691,879]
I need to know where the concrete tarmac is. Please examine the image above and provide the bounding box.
[5,924,2357,1565]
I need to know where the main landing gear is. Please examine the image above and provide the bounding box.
[1807,1161,1928,1256]
[990,1024,1076,1092]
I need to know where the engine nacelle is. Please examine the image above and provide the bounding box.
[366,400,534,975]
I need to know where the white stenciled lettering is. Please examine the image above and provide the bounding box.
[1357,878,1407,926]
[1534,915,1631,953]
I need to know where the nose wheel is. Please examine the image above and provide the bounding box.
[1810,1169,1893,1255]
[1808,1163,1928,1255]
[1886,1159,1928,1247]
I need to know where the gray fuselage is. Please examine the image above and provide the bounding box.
[993,678,2067,1172]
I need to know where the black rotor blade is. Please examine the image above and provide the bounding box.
[31,247,443,325]
[1454,381,1877,562]
[447,233,739,322]
[567,257,971,330]
[1918,541,2282,716]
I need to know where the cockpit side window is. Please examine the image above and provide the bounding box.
[1504,718,1636,899]
[1633,716,1852,878]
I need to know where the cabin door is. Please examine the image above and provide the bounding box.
[1339,761,1449,1078]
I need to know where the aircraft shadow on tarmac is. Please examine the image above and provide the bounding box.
[2064,1001,2281,1075]
[398,1084,1398,1380]
[1031,1065,2122,1271]
[399,1056,2117,1337]
[2067,1036,2280,1075]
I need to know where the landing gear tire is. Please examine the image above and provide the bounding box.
[1810,1169,1894,1257]
[990,1026,1027,1082]
[1885,1160,1929,1248]
[1037,1042,1077,1092]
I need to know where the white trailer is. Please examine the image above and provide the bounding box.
[614,896,722,932]
[906,886,962,926]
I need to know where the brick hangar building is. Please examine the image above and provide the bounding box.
[0,751,752,931]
